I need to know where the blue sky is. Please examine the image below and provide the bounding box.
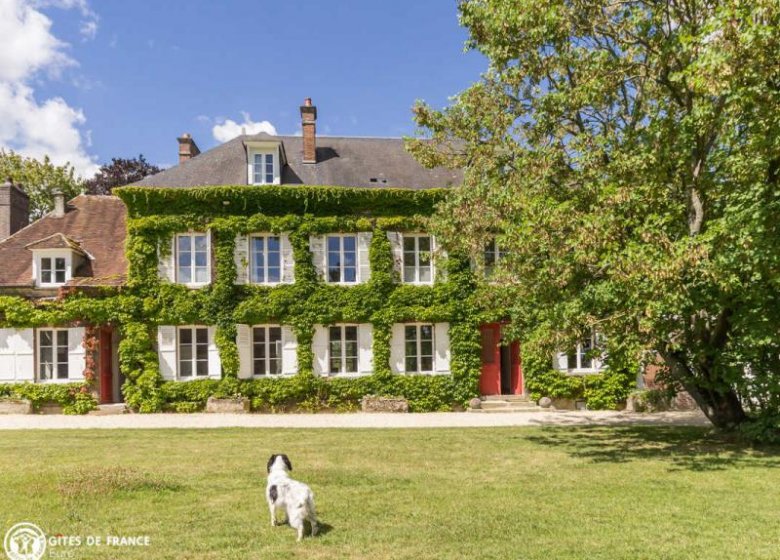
[5,1,485,174]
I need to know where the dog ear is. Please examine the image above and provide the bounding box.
[281,454,292,471]
[267,454,277,473]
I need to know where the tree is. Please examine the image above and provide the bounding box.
[408,0,780,433]
[0,150,83,220]
[83,155,161,195]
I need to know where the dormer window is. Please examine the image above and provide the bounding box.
[253,152,275,184]
[41,256,67,285]
[26,233,88,288]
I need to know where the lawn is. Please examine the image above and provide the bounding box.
[1,426,779,560]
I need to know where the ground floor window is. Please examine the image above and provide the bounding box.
[178,326,209,377]
[565,332,606,372]
[253,326,282,376]
[38,329,68,380]
[329,325,358,374]
[405,324,434,373]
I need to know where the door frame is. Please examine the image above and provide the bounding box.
[479,322,523,396]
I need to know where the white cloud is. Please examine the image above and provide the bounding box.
[212,111,277,143]
[0,0,98,177]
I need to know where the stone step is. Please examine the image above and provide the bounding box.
[467,406,548,413]
[481,394,530,402]
[89,404,128,416]
[479,400,537,410]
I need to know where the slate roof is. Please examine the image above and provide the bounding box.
[133,134,462,190]
[25,233,87,255]
[0,196,127,288]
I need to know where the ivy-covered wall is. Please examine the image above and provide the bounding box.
[0,185,636,412]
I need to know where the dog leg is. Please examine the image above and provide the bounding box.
[268,502,277,527]
[289,515,304,541]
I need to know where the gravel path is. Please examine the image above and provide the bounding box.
[0,410,710,430]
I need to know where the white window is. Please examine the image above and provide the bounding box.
[250,235,281,284]
[559,332,606,373]
[403,235,433,284]
[483,239,507,277]
[405,324,434,373]
[33,251,74,287]
[253,326,282,376]
[329,325,358,375]
[176,233,209,285]
[178,326,209,378]
[41,257,67,285]
[38,329,69,380]
[253,152,275,185]
[327,235,357,283]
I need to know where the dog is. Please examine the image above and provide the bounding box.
[266,454,319,541]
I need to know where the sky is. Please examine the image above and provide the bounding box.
[0,0,486,177]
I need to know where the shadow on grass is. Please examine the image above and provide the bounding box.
[315,522,334,537]
[523,426,780,472]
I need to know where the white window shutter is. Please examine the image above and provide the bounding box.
[358,323,373,374]
[357,232,372,283]
[386,232,403,281]
[432,236,447,281]
[434,323,451,373]
[554,352,568,370]
[281,233,295,283]
[14,329,34,381]
[157,237,175,282]
[207,326,221,378]
[0,329,15,381]
[389,323,406,374]
[157,326,177,380]
[234,234,249,285]
[311,325,329,376]
[67,327,86,380]
[309,235,326,281]
[236,324,252,379]
[281,326,298,374]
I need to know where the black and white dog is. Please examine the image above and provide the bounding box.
[266,454,319,541]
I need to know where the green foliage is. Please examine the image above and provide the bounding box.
[0,383,96,414]
[0,150,83,220]
[409,0,780,432]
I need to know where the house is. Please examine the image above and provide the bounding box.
[0,99,610,412]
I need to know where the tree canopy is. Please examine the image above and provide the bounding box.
[409,0,780,434]
[0,150,82,220]
[83,155,161,195]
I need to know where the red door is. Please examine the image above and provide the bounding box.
[479,324,502,395]
[99,327,113,404]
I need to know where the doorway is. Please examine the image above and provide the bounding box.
[479,323,523,396]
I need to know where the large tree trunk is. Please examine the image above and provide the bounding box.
[659,350,748,430]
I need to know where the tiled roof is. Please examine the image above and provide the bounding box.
[25,233,87,254]
[133,134,462,190]
[0,196,127,288]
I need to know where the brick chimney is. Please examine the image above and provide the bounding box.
[0,178,29,242]
[300,98,317,164]
[177,133,200,164]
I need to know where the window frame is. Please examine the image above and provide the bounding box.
[325,233,358,285]
[251,325,283,377]
[177,326,210,379]
[564,332,607,374]
[34,251,72,288]
[248,148,280,185]
[249,234,282,285]
[37,328,69,382]
[175,232,211,287]
[402,234,434,285]
[403,323,435,374]
[483,239,507,278]
[327,324,359,376]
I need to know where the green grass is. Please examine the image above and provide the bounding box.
[1,426,779,559]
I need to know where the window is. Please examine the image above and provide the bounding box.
[565,332,606,372]
[253,153,275,185]
[177,233,209,285]
[329,325,358,375]
[403,235,433,283]
[252,326,282,376]
[40,257,67,285]
[38,329,68,380]
[251,235,281,284]
[483,239,507,277]
[405,324,434,373]
[327,235,357,283]
[178,327,209,377]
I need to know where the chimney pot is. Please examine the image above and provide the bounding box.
[52,189,66,218]
[300,98,317,164]
[177,133,200,164]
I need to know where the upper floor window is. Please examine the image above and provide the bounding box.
[251,235,281,284]
[40,257,67,286]
[403,235,433,284]
[38,329,68,380]
[177,233,209,286]
[253,153,275,185]
[405,324,434,373]
[178,326,209,378]
[483,239,507,277]
[327,235,357,283]
[329,325,358,375]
